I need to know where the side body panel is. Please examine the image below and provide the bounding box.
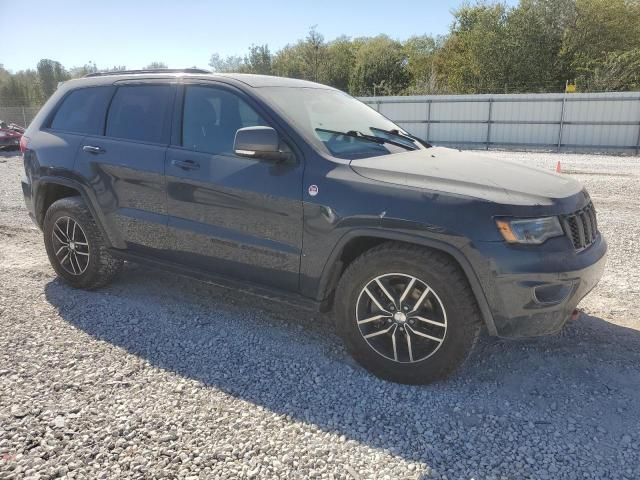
[299,157,388,296]
[165,147,303,290]
[21,130,86,224]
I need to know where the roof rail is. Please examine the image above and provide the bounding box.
[84,68,210,77]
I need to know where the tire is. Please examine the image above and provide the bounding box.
[43,196,122,289]
[334,242,481,384]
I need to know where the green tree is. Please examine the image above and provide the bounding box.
[324,36,356,91]
[434,3,510,93]
[561,0,640,89]
[69,62,98,78]
[0,69,42,106]
[580,48,640,91]
[272,44,307,79]
[272,27,329,82]
[502,0,575,92]
[302,26,326,82]
[145,61,168,69]
[403,35,443,94]
[209,44,271,74]
[245,44,272,74]
[37,59,69,99]
[349,35,410,96]
[209,53,245,72]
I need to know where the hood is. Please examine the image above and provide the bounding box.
[349,147,583,206]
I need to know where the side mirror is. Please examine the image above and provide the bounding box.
[234,126,288,161]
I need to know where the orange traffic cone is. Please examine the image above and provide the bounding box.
[555,161,562,173]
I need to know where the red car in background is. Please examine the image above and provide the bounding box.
[0,121,24,150]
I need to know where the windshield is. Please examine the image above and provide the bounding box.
[256,87,426,160]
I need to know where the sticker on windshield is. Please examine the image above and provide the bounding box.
[308,185,319,197]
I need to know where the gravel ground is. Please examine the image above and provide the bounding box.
[1,150,639,480]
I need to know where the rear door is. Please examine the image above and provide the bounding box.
[165,83,304,291]
[74,82,175,255]
[40,85,116,175]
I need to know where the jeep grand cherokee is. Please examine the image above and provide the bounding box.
[20,69,607,384]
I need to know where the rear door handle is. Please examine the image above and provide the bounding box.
[82,145,106,154]
[171,159,200,170]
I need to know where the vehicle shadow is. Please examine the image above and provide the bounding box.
[43,263,640,478]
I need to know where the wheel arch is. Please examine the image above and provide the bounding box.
[317,229,498,335]
[35,181,81,226]
[35,176,124,249]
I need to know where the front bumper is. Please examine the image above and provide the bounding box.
[469,234,607,338]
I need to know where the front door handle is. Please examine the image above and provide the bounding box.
[83,145,106,154]
[171,159,200,170]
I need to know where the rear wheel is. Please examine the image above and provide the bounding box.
[43,197,122,289]
[335,243,481,384]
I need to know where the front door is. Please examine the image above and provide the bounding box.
[165,84,303,291]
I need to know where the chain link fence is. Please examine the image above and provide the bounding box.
[0,106,41,128]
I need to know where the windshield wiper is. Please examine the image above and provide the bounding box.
[315,128,417,150]
[369,127,432,148]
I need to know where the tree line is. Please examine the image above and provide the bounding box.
[2,0,639,108]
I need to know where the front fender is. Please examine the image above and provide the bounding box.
[310,227,498,336]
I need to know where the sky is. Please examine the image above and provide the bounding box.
[0,0,516,72]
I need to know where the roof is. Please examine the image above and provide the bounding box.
[73,70,332,90]
[215,73,332,89]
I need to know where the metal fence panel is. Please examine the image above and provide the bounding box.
[361,92,640,155]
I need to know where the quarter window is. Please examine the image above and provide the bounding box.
[106,85,174,143]
[50,87,114,135]
[182,86,267,155]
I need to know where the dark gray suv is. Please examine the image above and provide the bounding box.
[20,69,606,384]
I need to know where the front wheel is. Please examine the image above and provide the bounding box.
[335,243,481,384]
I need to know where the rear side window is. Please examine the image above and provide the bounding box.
[50,86,114,135]
[106,85,174,143]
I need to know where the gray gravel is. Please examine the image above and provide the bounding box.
[1,150,639,480]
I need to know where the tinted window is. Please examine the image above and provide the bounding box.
[182,86,267,155]
[106,85,174,143]
[50,86,114,135]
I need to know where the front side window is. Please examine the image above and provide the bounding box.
[182,86,267,155]
[106,85,174,143]
[50,86,114,135]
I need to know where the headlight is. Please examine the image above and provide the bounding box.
[495,217,563,244]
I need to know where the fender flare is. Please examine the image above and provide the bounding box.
[317,228,498,335]
[35,175,125,249]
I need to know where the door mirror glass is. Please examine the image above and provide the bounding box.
[234,126,287,161]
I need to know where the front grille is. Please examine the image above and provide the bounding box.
[562,203,598,250]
